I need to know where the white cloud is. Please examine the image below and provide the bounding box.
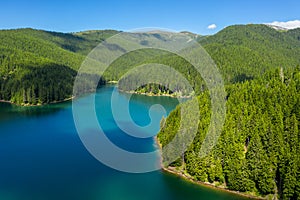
[207,24,217,30]
[266,20,300,30]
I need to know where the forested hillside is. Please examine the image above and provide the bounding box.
[0,25,299,105]
[158,67,300,199]
[200,24,300,83]
[109,25,300,98]
[0,24,300,199]
[0,28,117,105]
[155,25,300,198]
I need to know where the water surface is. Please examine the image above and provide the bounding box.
[0,86,250,200]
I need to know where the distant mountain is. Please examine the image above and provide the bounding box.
[180,31,203,40]
[200,24,300,82]
[74,29,120,52]
[0,24,299,105]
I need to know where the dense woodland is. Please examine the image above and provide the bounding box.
[0,25,300,199]
[1,25,300,104]
[0,28,117,105]
[158,67,300,199]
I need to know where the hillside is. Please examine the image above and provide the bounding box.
[158,67,300,199]
[0,24,300,105]
[0,24,300,199]
[200,24,300,83]
[155,25,300,199]
[0,28,117,105]
[114,25,300,96]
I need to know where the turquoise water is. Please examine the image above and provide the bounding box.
[0,86,250,200]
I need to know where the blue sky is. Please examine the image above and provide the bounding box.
[1,0,299,34]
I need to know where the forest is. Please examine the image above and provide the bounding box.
[0,24,299,199]
[158,67,300,199]
[0,28,117,105]
[156,25,300,200]
[1,25,300,104]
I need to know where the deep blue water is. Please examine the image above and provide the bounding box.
[0,86,249,200]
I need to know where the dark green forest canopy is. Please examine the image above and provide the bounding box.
[0,24,299,105]
[0,28,118,105]
[158,67,300,199]
[200,24,300,83]
[109,25,300,97]
[0,24,300,199]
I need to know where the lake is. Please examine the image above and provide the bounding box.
[0,85,250,200]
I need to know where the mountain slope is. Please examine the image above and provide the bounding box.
[156,24,300,199]
[0,28,117,105]
[158,67,300,199]
[200,24,300,83]
[112,25,300,96]
[0,24,300,199]
[1,24,300,105]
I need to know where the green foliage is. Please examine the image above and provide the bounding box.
[201,24,300,83]
[0,28,117,105]
[158,67,300,199]
[0,24,300,199]
[2,24,300,105]
[113,24,300,96]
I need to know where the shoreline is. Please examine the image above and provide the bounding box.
[118,88,192,99]
[155,137,265,200]
[49,96,74,105]
[0,84,190,107]
[1,85,269,199]
[0,96,74,107]
[161,167,265,200]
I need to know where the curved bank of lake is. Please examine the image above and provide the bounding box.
[0,85,252,200]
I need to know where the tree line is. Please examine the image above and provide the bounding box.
[158,67,300,199]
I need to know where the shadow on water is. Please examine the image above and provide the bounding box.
[0,101,71,122]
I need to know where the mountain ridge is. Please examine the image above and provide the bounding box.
[0,24,299,105]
